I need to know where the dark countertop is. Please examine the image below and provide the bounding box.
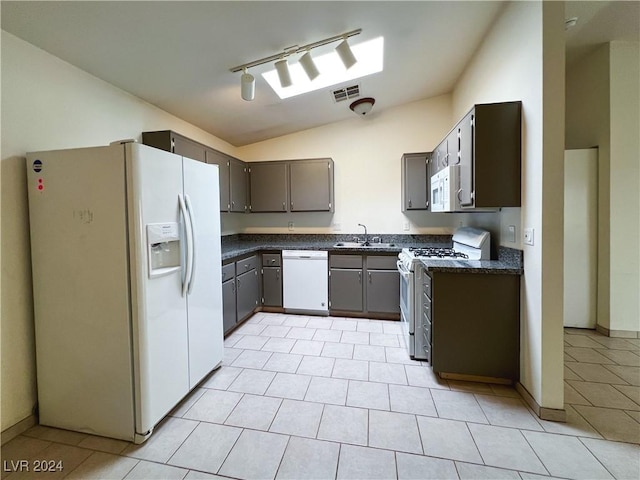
[221,234,523,275]
[420,258,523,275]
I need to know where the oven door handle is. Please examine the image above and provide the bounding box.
[397,260,411,277]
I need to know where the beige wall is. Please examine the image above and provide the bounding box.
[566,41,640,335]
[452,1,566,410]
[0,31,238,431]
[236,95,501,236]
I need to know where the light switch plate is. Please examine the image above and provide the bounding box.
[524,227,534,246]
[403,221,410,231]
[507,225,516,243]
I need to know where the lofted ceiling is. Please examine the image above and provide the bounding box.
[2,1,638,147]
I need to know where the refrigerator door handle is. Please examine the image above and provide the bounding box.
[184,194,197,295]
[178,194,193,297]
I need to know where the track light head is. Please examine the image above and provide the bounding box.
[336,38,357,69]
[274,58,292,88]
[299,51,320,81]
[240,68,255,101]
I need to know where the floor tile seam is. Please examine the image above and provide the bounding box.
[162,419,202,469]
[271,434,293,480]
[63,449,139,479]
[566,376,630,388]
[472,393,547,431]
[567,404,625,445]
[568,394,640,414]
[210,426,247,477]
[622,410,640,428]
[576,436,636,479]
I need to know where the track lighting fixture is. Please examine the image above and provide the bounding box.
[274,58,292,88]
[230,29,362,100]
[299,51,320,81]
[240,68,255,101]
[336,37,357,70]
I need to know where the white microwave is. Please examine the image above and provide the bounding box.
[430,165,460,212]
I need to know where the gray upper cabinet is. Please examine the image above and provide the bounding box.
[205,148,231,211]
[229,158,248,213]
[431,101,522,210]
[461,101,521,209]
[401,153,430,211]
[142,130,205,162]
[248,158,334,213]
[143,130,248,213]
[249,162,288,212]
[290,159,334,212]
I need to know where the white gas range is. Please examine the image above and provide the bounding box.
[397,227,491,360]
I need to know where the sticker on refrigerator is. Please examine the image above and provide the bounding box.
[32,159,43,172]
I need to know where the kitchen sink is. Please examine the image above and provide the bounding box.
[333,242,396,248]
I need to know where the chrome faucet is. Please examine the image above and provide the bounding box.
[357,224,368,245]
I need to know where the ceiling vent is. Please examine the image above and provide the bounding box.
[331,84,360,103]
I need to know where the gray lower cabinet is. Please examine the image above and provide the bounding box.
[222,279,237,333]
[236,269,259,322]
[429,269,520,381]
[366,270,400,315]
[329,254,398,318]
[262,252,283,307]
[329,269,363,311]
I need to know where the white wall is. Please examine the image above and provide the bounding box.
[609,41,640,334]
[452,1,566,410]
[565,44,611,330]
[236,96,500,236]
[566,41,640,335]
[0,31,239,431]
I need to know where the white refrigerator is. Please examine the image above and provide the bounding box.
[26,142,223,443]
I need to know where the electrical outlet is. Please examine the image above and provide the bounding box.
[288,222,294,231]
[524,227,534,246]
[403,221,410,231]
[333,223,342,232]
[507,225,516,243]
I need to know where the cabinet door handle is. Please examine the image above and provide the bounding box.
[368,272,372,283]
[232,282,235,293]
[231,201,235,208]
[276,269,280,280]
[358,271,362,283]
[282,202,286,211]
[408,199,412,208]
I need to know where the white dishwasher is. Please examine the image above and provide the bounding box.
[282,250,328,315]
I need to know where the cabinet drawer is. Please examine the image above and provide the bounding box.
[422,293,431,320]
[262,253,282,267]
[222,263,235,282]
[366,255,397,270]
[422,272,432,297]
[422,312,432,342]
[329,254,363,269]
[236,255,258,273]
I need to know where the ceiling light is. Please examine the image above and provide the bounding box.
[350,97,375,116]
[274,59,292,88]
[263,36,384,99]
[229,29,363,100]
[299,51,320,81]
[336,38,357,69]
[565,17,578,30]
[240,68,255,101]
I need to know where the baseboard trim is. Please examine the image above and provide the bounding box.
[1,414,37,445]
[516,382,566,422]
[596,324,639,338]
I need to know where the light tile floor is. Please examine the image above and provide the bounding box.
[2,314,639,479]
